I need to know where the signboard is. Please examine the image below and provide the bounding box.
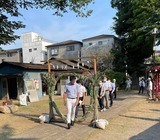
[25,80,35,91]
[19,94,27,106]
[24,80,39,102]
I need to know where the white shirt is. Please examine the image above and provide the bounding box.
[79,85,86,97]
[139,80,145,87]
[103,81,110,91]
[148,81,153,90]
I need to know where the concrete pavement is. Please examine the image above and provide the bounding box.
[9,92,146,140]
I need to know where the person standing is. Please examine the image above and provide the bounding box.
[63,76,80,129]
[138,78,145,94]
[75,80,86,118]
[103,76,111,109]
[98,81,105,112]
[147,78,153,99]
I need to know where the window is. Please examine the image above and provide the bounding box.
[89,43,92,46]
[34,48,37,51]
[66,46,75,51]
[98,41,103,45]
[7,53,12,57]
[29,49,32,52]
[51,48,58,56]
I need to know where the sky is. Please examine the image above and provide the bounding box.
[2,0,116,50]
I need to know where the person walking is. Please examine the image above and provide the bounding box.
[147,77,153,99]
[126,78,132,91]
[103,76,111,109]
[112,79,117,99]
[98,81,105,112]
[63,76,80,129]
[109,79,116,107]
[138,78,145,94]
[75,80,86,118]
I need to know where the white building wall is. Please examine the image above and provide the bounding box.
[81,37,115,58]
[22,32,53,64]
[83,38,114,48]
[47,43,82,60]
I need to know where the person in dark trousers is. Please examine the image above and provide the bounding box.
[63,76,80,129]
[108,79,115,107]
[112,79,117,99]
[138,78,145,94]
[75,80,86,118]
[98,81,105,112]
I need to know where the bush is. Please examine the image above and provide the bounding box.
[104,70,126,88]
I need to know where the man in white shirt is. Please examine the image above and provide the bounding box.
[75,80,86,118]
[147,78,153,99]
[63,76,80,129]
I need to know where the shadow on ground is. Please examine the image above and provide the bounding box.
[0,124,38,140]
[129,122,160,140]
[120,114,160,122]
[0,124,14,139]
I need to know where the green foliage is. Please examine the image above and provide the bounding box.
[0,0,94,45]
[43,72,104,123]
[155,56,160,63]
[97,53,114,71]
[104,70,125,85]
[111,0,160,75]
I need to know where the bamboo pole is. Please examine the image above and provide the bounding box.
[93,56,97,75]
[48,60,51,73]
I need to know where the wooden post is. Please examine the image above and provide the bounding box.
[93,56,97,75]
[48,60,51,73]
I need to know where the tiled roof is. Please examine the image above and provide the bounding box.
[0,62,88,74]
[82,34,115,41]
[0,48,22,54]
[0,62,49,70]
[46,40,82,48]
[49,57,93,70]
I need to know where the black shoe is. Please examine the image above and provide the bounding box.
[67,123,71,129]
[71,121,74,126]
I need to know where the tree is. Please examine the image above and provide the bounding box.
[0,0,93,45]
[111,0,160,76]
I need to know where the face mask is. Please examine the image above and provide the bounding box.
[99,82,102,86]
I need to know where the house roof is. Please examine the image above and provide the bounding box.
[0,62,49,70]
[49,57,93,70]
[0,62,90,74]
[82,34,115,42]
[46,40,82,48]
[0,48,22,54]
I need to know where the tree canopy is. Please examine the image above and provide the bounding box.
[111,0,160,76]
[0,0,94,45]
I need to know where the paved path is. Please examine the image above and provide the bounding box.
[9,92,146,140]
